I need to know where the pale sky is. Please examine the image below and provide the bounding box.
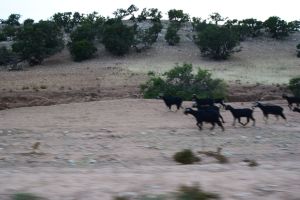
[0,0,299,22]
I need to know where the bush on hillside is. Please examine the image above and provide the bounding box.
[194,25,240,60]
[132,8,163,52]
[288,77,300,97]
[68,39,97,61]
[102,19,135,55]
[140,63,227,100]
[263,16,298,39]
[12,20,64,66]
[165,9,189,46]
[0,46,14,66]
[165,22,180,45]
[0,32,6,41]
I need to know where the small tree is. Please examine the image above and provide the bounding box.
[192,17,210,32]
[141,63,227,99]
[0,46,14,66]
[12,20,64,66]
[2,14,21,26]
[289,77,300,97]
[165,9,189,46]
[165,23,180,45]
[102,19,135,55]
[239,18,263,37]
[132,8,163,52]
[194,25,240,60]
[68,39,97,61]
[263,16,298,39]
[209,12,227,25]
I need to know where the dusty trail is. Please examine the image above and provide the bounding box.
[0,99,299,200]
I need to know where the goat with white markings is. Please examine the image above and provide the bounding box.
[225,104,255,126]
[184,108,225,131]
[253,102,286,122]
[282,94,300,110]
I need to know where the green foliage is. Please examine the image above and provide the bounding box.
[52,12,73,32]
[173,149,200,164]
[209,12,227,25]
[133,8,163,51]
[239,18,263,37]
[113,4,138,20]
[2,25,18,38]
[68,39,97,61]
[0,46,14,65]
[12,193,42,200]
[70,23,96,41]
[141,63,227,100]
[168,9,189,24]
[225,18,263,40]
[165,23,180,45]
[263,16,298,39]
[0,32,6,41]
[288,77,300,97]
[2,14,21,26]
[192,18,211,32]
[194,25,239,60]
[176,184,220,200]
[12,20,64,66]
[102,19,135,55]
[165,9,189,46]
[23,19,34,26]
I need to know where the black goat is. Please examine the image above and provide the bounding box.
[184,108,224,131]
[192,94,225,108]
[282,94,300,110]
[225,104,255,126]
[293,107,300,113]
[253,102,286,121]
[195,105,225,123]
[192,94,214,107]
[159,95,183,111]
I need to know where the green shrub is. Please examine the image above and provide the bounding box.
[68,39,97,61]
[176,184,220,200]
[194,25,240,60]
[102,19,134,55]
[165,23,180,45]
[288,77,300,97]
[0,32,6,41]
[12,20,64,66]
[173,149,200,164]
[12,193,42,200]
[165,9,189,46]
[263,16,298,39]
[140,63,227,100]
[0,46,14,66]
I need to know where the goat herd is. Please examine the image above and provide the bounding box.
[159,94,300,131]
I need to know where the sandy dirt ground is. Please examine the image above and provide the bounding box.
[0,99,299,200]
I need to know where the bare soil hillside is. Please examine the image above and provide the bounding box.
[1,32,299,109]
